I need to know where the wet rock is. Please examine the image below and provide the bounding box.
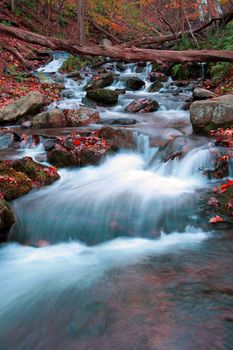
[148,81,163,93]
[98,126,136,149]
[47,133,114,167]
[190,95,233,133]
[125,98,159,113]
[21,120,32,129]
[0,163,32,200]
[65,107,100,126]
[193,88,216,101]
[43,138,56,151]
[135,62,147,73]
[67,71,82,79]
[116,62,126,71]
[0,91,45,124]
[126,77,145,91]
[32,109,67,129]
[115,88,126,95]
[85,73,115,91]
[81,97,98,108]
[86,89,118,106]
[12,157,60,186]
[149,72,167,82]
[0,200,14,242]
[61,89,76,99]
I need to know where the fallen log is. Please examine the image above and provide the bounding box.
[2,24,233,64]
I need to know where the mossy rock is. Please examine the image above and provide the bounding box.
[0,200,14,241]
[86,89,118,106]
[0,164,32,200]
[12,157,60,186]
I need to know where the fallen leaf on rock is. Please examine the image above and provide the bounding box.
[209,215,224,223]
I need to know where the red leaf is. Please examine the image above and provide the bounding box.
[209,215,224,223]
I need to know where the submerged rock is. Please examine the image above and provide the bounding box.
[32,109,67,128]
[193,88,216,101]
[0,199,14,242]
[190,95,233,133]
[86,89,118,106]
[126,77,145,91]
[0,91,45,124]
[125,98,159,113]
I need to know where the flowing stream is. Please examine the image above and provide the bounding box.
[0,54,233,350]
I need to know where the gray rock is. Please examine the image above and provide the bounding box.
[32,109,67,129]
[65,107,100,126]
[100,39,113,46]
[61,89,76,99]
[190,94,233,133]
[43,138,56,151]
[86,89,118,106]
[0,91,45,123]
[193,87,216,101]
[98,118,137,125]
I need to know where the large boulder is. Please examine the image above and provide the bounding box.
[65,108,100,126]
[190,95,233,133]
[0,200,14,242]
[125,98,159,113]
[86,89,118,106]
[126,77,145,91]
[85,73,115,91]
[32,109,67,128]
[193,88,216,101]
[0,91,45,124]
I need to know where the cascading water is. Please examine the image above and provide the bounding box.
[1,53,233,350]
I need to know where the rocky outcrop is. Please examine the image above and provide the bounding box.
[0,91,45,124]
[125,98,159,113]
[32,109,67,128]
[190,95,233,133]
[65,108,100,126]
[86,89,118,106]
[0,200,14,242]
[193,88,216,101]
[126,77,145,91]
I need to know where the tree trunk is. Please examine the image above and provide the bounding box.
[2,24,233,64]
[77,0,85,44]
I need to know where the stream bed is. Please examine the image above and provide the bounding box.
[0,54,232,350]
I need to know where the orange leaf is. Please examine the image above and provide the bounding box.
[209,215,224,223]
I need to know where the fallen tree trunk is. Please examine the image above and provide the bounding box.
[2,24,233,64]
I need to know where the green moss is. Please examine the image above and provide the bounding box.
[0,200,14,240]
[0,166,32,200]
